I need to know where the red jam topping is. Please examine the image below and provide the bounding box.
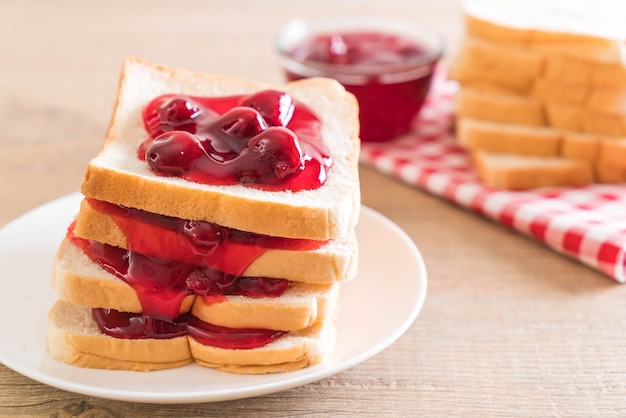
[93,309,286,349]
[86,198,325,277]
[138,90,332,191]
[69,229,290,321]
[285,31,438,142]
[186,315,286,349]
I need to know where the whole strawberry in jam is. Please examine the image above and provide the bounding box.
[204,107,269,155]
[182,220,228,252]
[241,127,305,182]
[240,90,295,127]
[145,131,206,176]
[140,89,330,191]
[143,95,206,137]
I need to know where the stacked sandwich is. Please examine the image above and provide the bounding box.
[450,0,626,189]
[46,58,361,374]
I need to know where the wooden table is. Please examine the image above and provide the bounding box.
[3,1,626,416]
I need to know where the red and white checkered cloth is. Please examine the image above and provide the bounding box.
[360,75,626,282]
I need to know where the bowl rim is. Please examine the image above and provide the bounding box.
[275,15,446,79]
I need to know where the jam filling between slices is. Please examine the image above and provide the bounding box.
[86,198,325,276]
[138,89,332,191]
[92,309,286,349]
[68,225,291,317]
[67,207,308,348]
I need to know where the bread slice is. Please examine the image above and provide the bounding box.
[450,39,543,94]
[529,78,588,106]
[47,300,193,371]
[596,162,626,183]
[52,238,196,314]
[457,117,561,157]
[455,87,545,126]
[190,319,335,374]
[455,38,544,84]
[72,198,358,284]
[47,300,334,374]
[81,57,360,241]
[544,102,584,132]
[464,0,625,54]
[473,151,594,189]
[53,237,340,331]
[560,132,621,162]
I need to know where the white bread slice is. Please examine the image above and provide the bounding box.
[81,57,360,241]
[454,87,545,126]
[450,39,543,94]
[47,300,193,371]
[560,132,625,162]
[73,198,358,284]
[191,281,338,331]
[544,102,584,132]
[592,63,626,89]
[582,111,625,137]
[529,78,588,106]
[457,117,561,157]
[455,38,544,83]
[541,54,626,88]
[596,162,626,183]
[542,100,625,137]
[190,319,335,374]
[47,300,334,374]
[599,138,626,164]
[53,238,340,331]
[464,0,626,55]
[52,238,196,314]
[473,151,594,189]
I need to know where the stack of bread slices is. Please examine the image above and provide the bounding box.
[46,58,361,374]
[451,0,626,189]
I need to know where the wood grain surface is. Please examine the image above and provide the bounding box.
[2,1,626,416]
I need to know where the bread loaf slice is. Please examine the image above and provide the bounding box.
[47,300,193,371]
[455,87,545,126]
[457,117,561,157]
[72,198,358,284]
[47,300,335,374]
[464,0,625,54]
[473,151,594,189]
[190,319,335,374]
[81,57,360,241]
[53,238,340,331]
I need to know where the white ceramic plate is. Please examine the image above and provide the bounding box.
[0,193,427,403]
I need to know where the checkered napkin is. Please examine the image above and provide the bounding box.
[359,75,626,282]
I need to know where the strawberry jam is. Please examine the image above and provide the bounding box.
[86,198,325,276]
[69,228,290,320]
[278,22,443,142]
[138,90,332,191]
[93,309,286,349]
[186,315,286,349]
